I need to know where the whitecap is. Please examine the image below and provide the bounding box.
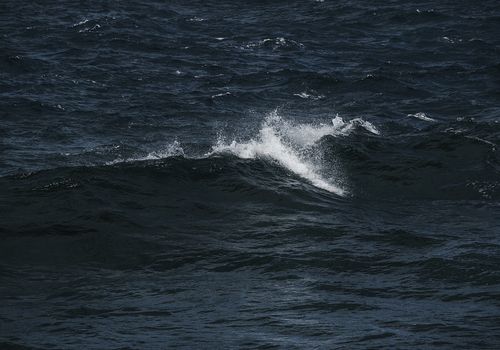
[188,16,205,22]
[207,110,350,195]
[294,92,325,100]
[408,112,436,122]
[243,37,304,50]
[107,141,184,165]
[211,92,231,99]
[79,24,101,33]
[72,19,89,27]
[331,115,380,135]
[105,111,380,196]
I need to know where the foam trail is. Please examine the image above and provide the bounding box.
[209,111,358,195]
[106,141,184,165]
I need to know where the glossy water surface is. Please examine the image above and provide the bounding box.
[1,1,500,349]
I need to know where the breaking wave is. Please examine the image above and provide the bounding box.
[209,110,379,196]
[104,111,380,196]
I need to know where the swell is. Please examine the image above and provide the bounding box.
[2,113,499,210]
[327,119,500,200]
[107,110,381,196]
[0,155,346,239]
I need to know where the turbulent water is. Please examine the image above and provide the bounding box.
[1,1,500,349]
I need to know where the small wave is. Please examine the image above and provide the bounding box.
[79,24,101,33]
[243,37,304,51]
[106,141,184,165]
[187,16,206,22]
[211,92,231,99]
[408,112,436,122]
[467,181,499,200]
[294,92,325,100]
[442,36,462,44]
[331,116,380,135]
[72,19,89,27]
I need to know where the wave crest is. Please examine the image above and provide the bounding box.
[208,111,378,195]
[102,111,381,196]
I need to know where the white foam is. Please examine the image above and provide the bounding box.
[331,116,380,135]
[408,112,436,122]
[294,92,325,100]
[106,141,184,165]
[207,111,362,195]
[211,92,231,99]
[72,19,89,27]
[78,24,101,33]
[188,16,205,22]
[244,37,304,50]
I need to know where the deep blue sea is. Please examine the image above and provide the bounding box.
[1,1,500,349]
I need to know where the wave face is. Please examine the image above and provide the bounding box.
[210,110,354,195]
[2,0,500,349]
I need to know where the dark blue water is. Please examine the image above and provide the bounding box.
[1,1,500,349]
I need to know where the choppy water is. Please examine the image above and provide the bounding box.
[1,1,500,349]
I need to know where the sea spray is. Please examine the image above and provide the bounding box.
[207,110,376,195]
[107,111,380,196]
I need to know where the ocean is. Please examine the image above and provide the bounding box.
[1,1,500,349]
